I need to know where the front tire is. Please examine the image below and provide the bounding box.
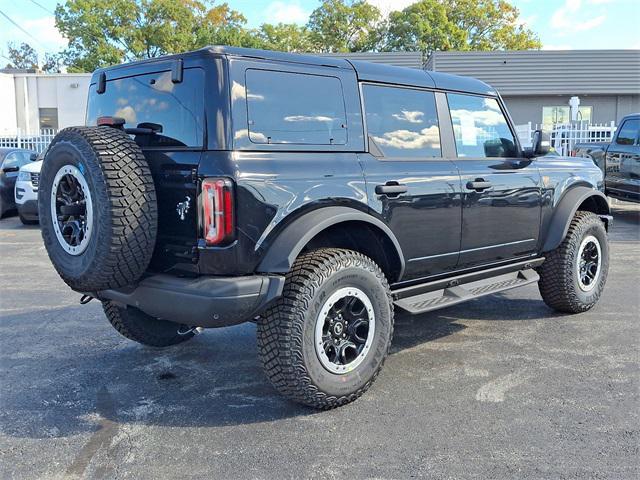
[103,301,194,347]
[257,248,394,409]
[538,211,609,313]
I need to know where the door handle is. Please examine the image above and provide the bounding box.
[466,179,492,191]
[375,183,408,196]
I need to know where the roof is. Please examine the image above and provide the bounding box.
[317,51,424,69]
[426,50,640,96]
[94,45,497,96]
[349,60,495,95]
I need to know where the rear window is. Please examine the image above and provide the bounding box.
[245,69,347,145]
[86,68,205,148]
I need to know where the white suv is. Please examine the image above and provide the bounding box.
[15,159,42,225]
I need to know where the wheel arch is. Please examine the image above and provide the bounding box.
[542,186,610,253]
[256,206,405,282]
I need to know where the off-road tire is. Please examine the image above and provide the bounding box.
[538,211,609,313]
[103,301,194,347]
[39,126,157,292]
[257,248,394,409]
[19,213,38,225]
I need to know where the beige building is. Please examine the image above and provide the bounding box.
[0,69,91,135]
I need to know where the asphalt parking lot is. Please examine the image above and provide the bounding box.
[0,201,638,480]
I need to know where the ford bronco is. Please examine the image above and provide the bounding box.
[39,47,611,409]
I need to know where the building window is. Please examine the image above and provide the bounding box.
[39,108,59,130]
[542,106,592,125]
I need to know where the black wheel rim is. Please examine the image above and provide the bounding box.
[315,287,375,374]
[50,165,93,255]
[577,235,601,292]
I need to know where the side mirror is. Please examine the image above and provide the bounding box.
[524,129,550,158]
[30,153,38,161]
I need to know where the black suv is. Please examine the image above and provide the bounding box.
[39,47,612,409]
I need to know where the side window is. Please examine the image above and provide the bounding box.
[362,84,441,158]
[615,119,640,145]
[2,151,31,170]
[245,69,347,145]
[448,94,518,158]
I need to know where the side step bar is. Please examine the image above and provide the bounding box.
[393,258,544,315]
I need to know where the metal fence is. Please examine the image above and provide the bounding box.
[516,122,617,155]
[0,129,58,154]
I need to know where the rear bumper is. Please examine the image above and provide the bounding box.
[95,273,285,327]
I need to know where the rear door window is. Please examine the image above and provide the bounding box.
[86,68,205,148]
[245,69,347,145]
[448,94,518,158]
[362,84,441,158]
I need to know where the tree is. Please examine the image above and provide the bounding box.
[6,42,39,69]
[55,0,255,72]
[258,23,313,53]
[307,0,384,53]
[385,0,541,54]
[4,42,62,73]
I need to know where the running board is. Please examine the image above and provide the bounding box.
[393,262,542,315]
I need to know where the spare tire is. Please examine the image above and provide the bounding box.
[39,126,157,292]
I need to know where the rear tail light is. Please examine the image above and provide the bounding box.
[200,178,234,246]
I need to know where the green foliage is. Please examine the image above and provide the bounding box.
[5,42,39,69]
[385,0,541,54]
[257,23,314,53]
[55,0,256,71]
[4,42,62,73]
[307,0,384,53]
[51,0,541,72]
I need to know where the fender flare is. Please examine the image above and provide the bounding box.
[542,187,610,252]
[256,206,405,279]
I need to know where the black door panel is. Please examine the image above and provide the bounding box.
[446,93,542,268]
[457,160,541,267]
[361,155,462,280]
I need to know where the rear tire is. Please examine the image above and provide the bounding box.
[39,126,157,292]
[103,301,194,347]
[538,211,609,313]
[257,248,394,409]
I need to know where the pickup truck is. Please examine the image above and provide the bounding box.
[574,113,640,203]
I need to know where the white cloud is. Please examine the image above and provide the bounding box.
[392,110,424,123]
[518,14,538,29]
[550,0,607,33]
[372,125,440,150]
[365,1,417,15]
[5,16,67,53]
[264,1,311,25]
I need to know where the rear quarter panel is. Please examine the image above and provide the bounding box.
[196,150,368,275]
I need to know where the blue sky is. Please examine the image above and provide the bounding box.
[1,0,639,62]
